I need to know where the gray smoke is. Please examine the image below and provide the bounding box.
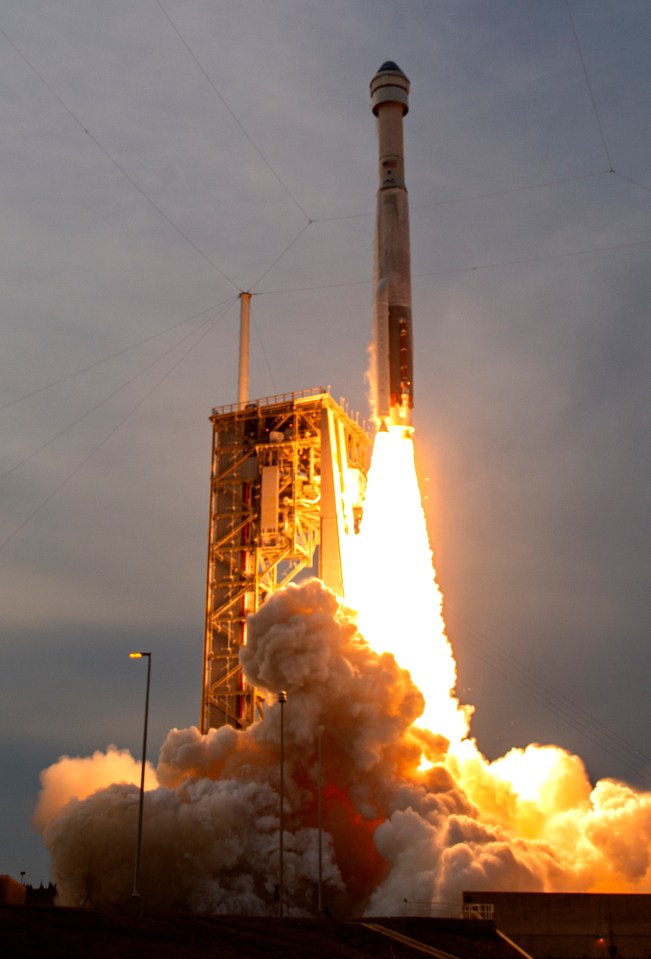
[35,578,651,913]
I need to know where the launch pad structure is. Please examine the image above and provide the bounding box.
[200,387,370,733]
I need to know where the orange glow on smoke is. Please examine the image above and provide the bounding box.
[34,421,651,911]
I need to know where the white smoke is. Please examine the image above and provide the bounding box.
[33,746,156,832]
[34,577,651,914]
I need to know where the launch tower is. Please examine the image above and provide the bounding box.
[201,388,369,733]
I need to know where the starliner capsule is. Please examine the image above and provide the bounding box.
[370,61,414,434]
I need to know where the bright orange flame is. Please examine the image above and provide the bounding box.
[344,427,651,896]
[346,428,470,745]
[346,430,591,796]
[489,744,581,803]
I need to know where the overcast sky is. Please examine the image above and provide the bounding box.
[1,0,650,884]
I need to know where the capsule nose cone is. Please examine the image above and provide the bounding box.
[377,60,407,77]
[370,60,410,115]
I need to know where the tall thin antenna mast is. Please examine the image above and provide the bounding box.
[238,292,251,403]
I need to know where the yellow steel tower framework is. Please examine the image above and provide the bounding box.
[201,388,370,733]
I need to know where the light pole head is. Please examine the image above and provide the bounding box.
[129,651,151,659]
[278,690,287,703]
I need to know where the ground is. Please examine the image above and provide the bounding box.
[0,907,526,958]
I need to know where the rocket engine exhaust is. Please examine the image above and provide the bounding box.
[371,61,414,434]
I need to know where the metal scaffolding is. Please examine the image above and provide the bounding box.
[201,387,370,733]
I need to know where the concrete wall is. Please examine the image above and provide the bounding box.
[463,892,651,959]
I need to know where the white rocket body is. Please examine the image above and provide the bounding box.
[370,61,414,433]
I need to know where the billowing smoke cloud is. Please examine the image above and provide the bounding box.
[35,577,651,914]
[33,745,157,835]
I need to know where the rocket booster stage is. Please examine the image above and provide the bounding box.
[370,61,414,433]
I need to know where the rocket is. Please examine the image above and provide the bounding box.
[370,61,414,434]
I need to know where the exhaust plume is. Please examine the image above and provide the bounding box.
[35,432,651,913]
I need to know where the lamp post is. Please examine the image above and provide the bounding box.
[278,690,287,918]
[317,726,324,916]
[129,651,151,913]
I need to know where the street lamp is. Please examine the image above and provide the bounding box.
[129,651,151,913]
[317,725,323,916]
[278,690,287,918]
